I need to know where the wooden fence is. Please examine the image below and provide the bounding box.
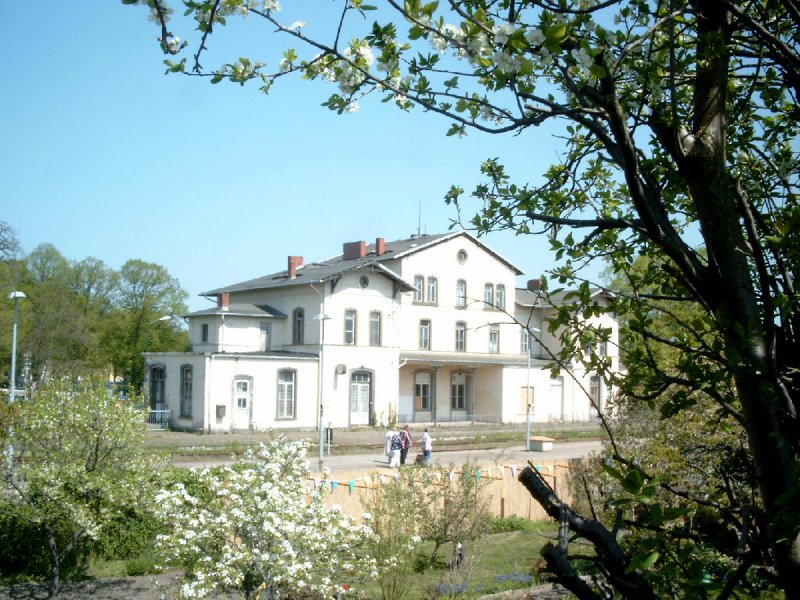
[307,458,577,521]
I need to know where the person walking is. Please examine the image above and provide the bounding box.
[388,430,401,468]
[399,424,412,466]
[421,427,433,465]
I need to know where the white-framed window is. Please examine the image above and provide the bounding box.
[419,319,431,350]
[484,283,494,308]
[234,378,250,410]
[427,276,438,304]
[521,329,530,355]
[414,275,424,302]
[277,369,296,419]
[496,284,506,310]
[456,280,467,307]
[369,311,381,346]
[590,374,602,411]
[599,340,608,356]
[293,308,304,345]
[489,326,500,353]
[201,323,209,343]
[180,365,192,418]
[414,371,431,410]
[455,321,466,352]
[451,372,467,410]
[350,371,371,415]
[344,309,357,345]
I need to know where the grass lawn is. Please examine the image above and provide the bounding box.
[359,525,572,599]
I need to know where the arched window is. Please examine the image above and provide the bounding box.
[456,280,467,307]
[180,365,192,418]
[427,276,438,303]
[277,369,296,419]
[455,321,467,351]
[496,284,506,310]
[414,371,431,410]
[451,372,468,410]
[413,275,424,302]
[419,319,431,350]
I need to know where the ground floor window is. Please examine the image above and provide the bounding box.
[277,370,296,419]
[180,365,192,418]
[589,374,602,412]
[149,365,166,410]
[414,372,431,410]
[451,372,468,410]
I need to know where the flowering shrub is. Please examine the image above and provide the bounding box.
[1,380,161,597]
[155,437,377,599]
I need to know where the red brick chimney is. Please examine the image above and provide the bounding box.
[288,255,304,279]
[219,292,230,308]
[343,241,367,260]
[375,237,386,256]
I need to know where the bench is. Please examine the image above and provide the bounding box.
[529,436,555,452]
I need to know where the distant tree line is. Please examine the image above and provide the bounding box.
[0,219,188,391]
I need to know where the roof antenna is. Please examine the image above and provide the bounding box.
[417,200,422,237]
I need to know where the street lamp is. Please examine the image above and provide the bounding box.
[8,291,26,402]
[523,325,541,452]
[313,312,332,471]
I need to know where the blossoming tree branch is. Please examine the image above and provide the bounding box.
[123,0,800,597]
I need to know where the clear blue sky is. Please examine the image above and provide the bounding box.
[1,1,590,312]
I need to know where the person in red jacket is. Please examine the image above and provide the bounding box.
[399,424,413,466]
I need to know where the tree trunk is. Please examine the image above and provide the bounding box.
[517,466,656,599]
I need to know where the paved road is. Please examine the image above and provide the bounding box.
[174,440,603,472]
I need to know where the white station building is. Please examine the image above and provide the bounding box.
[144,231,619,432]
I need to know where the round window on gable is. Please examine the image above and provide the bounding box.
[457,249,468,265]
[359,275,370,288]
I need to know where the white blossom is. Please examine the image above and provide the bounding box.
[525,27,546,46]
[493,21,517,45]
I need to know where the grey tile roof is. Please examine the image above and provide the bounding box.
[183,303,287,319]
[201,231,523,297]
[515,287,614,308]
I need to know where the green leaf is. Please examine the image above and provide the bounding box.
[621,468,644,494]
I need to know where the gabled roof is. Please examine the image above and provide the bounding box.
[201,230,523,297]
[184,303,287,319]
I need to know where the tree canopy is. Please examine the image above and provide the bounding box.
[125,0,800,596]
[1,228,188,390]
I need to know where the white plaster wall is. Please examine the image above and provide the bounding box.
[144,353,208,430]
[393,235,520,354]
[201,355,319,431]
[471,365,503,417]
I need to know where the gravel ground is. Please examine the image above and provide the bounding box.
[0,575,573,599]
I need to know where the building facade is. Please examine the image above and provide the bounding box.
[144,232,619,432]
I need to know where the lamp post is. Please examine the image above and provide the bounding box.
[313,312,332,471]
[523,325,541,452]
[8,291,26,402]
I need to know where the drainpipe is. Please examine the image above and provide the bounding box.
[310,282,326,471]
[207,353,213,433]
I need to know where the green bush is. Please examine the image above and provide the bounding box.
[485,516,540,534]
[124,553,158,577]
[0,510,88,581]
[90,508,164,561]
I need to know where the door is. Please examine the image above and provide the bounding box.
[233,379,251,430]
[350,371,372,426]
